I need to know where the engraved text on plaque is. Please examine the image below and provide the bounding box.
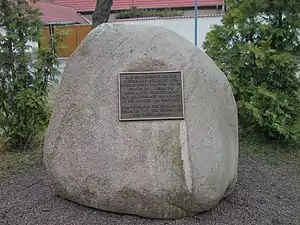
[119,71,184,121]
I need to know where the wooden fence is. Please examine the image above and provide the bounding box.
[40,24,92,58]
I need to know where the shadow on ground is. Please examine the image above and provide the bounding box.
[0,154,299,225]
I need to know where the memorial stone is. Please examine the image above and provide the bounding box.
[44,23,239,219]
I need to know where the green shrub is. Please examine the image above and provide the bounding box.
[116,7,183,19]
[0,0,60,151]
[203,0,300,142]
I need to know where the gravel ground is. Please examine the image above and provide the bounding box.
[0,154,299,225]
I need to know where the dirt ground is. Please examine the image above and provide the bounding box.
[1,153,299,225]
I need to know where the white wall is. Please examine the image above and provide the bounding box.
[112,17,222,49]
[0,27,5,35]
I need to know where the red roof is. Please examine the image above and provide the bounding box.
[27,1,89,24]
[54,0,224,12]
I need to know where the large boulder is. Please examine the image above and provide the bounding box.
[44,23,238,219]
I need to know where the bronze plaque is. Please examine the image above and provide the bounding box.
[119,71,184,121]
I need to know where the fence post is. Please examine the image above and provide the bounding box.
[48,23,55,53]
[194,0,198,46]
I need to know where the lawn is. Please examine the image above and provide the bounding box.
[0,147,43,181]
[240,137,300,174]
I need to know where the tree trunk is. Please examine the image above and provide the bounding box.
[92,0,113,29]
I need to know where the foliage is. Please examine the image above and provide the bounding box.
[203,0,300,141]
[116,7,183,19]
[0,0,60,151]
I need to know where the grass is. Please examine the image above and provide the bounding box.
[0,147,43,182]
[239,136,300,170]
[116,7,183,19]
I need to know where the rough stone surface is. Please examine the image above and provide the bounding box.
[44,23,239,219]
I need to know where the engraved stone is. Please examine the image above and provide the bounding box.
[119,71,184,121]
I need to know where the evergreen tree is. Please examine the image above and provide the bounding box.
[203,0,300,141]
[0,0,60,150]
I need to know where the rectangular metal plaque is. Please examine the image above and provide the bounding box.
[119,71,184,121]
